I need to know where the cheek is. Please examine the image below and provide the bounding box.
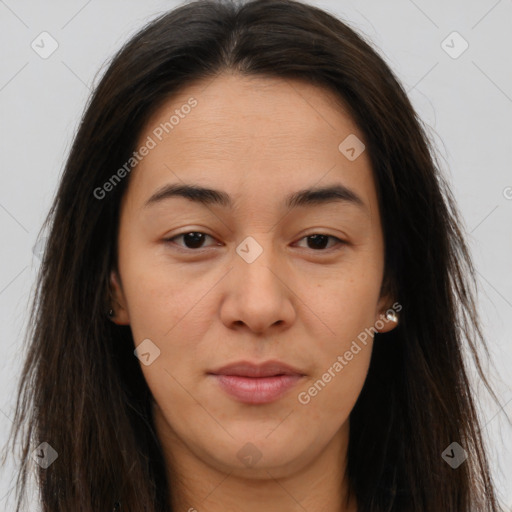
[307,264,383,343]
[303,341,373,412]
[119,247,214,341]
[119,253,219,403]
[294,328,373,439]
[297,268,380,415]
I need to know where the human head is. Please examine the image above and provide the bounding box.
[109,70,397,511]
[4,1,502,511]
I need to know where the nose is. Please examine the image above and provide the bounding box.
[219,240,296,334]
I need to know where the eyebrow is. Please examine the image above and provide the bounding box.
[144,182,366,211]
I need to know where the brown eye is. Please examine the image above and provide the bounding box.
[165,232,218,250]
[296,234,346,251]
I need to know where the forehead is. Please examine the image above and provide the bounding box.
[143,73,360,155]
[126,73,377,216]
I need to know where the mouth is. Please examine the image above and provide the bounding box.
[207,360,305,404]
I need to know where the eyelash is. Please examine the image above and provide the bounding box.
[163,232,347,253]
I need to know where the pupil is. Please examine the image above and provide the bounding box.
[184,232,205,249]
[308,234,328,250]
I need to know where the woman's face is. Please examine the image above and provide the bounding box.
[111,73,396,481]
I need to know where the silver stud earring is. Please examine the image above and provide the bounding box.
[108,309,115,318]
[385,310,398,323]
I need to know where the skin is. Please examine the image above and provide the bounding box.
[110,72,398,512]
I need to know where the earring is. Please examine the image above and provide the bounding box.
[108,309,115,318]
[385,310,398,323]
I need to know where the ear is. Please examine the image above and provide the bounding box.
[374,278,400,334]
[108,270,130,325]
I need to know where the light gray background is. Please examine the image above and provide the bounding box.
[0,0,511,509]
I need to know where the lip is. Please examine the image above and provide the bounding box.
[208,360,305,404]
[210,360,305,378]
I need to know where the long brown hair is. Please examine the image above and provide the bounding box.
[1,0,505,510]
